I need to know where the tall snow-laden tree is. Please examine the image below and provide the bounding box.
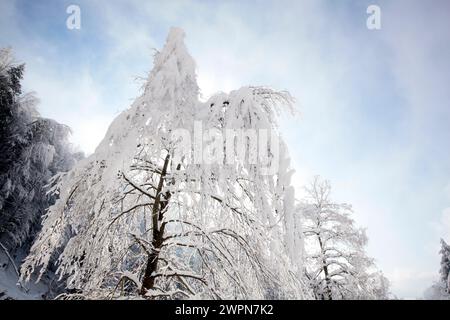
[0,48,81,250]
[21,28,309,299]
[300,176,389,300]
[425,239,450,299]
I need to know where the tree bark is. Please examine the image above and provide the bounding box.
[140,154,170,296]
[318,236,333,300]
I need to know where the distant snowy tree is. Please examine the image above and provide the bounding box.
[21,28,309,300]
[300,176,389,300]
[439,239,450,293]
[0,48,82,250]
[425,239,450,300]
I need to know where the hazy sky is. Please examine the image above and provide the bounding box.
[1,0,449,298]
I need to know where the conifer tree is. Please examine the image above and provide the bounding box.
[0,48,81,249]
[439,239,450,294]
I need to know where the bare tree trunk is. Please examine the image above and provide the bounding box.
[140,154,170,296]
[318,236,332,300]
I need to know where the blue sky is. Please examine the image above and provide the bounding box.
[1,0,449,298]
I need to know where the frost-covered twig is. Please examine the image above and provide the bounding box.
[0,241,20,278]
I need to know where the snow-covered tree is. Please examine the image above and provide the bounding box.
[425,239,450,300]
[300,176,389,300]
[21,28,309,300]
[0,48,82,250]
[439,239,450,294]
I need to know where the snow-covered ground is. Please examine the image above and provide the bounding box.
[0,248,49,300]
